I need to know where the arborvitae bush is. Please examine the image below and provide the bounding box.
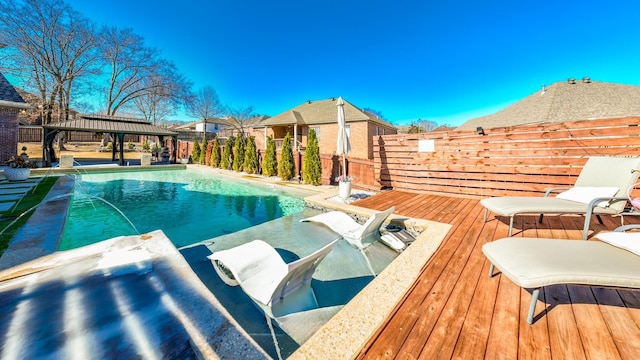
[199,141,206,164]
[302,128,322,185]
[243,136,258,174]
[232,133,245,172]
[192,138,201,163]
[263,136,278,177]
[142,138,150,151]
[221,136,234,170]
[210,137,221,168]
[204,140,213,166]
[278,132,296,181]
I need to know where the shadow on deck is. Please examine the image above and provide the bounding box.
[352,190,640,359]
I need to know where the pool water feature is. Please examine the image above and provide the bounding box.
[59,169,308,249]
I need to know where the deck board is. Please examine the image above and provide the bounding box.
[353,190,640,359]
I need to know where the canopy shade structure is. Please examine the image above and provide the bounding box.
[41,114,178,166]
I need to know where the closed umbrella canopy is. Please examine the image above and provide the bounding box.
[336,97,351,178]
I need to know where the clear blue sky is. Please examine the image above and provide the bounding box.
[65,0,640,126]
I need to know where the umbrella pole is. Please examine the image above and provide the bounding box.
[342,154,347,177]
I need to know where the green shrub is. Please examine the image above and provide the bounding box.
[221,136,234,170]
[192,138,201,163]
[232,133,245,172]
[302,128,322,185]
[278,132,295,181]
[243,136,259,174]
[263,136,278,177]
[210,137,221,168]
[199,141,206,164]
[142,138,150,151]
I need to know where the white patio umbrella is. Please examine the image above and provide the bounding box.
[336,97,351,179]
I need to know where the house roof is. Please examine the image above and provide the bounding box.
[0,72,32,110]
[258,98,395,128]
[457,78,640,130]
[43,114,177,136]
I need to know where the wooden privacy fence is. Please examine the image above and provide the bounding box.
[375,116,640,198]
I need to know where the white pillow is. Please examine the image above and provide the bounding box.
[556,186,619,207]
[595,231,640,256]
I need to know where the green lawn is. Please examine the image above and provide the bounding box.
[0,177,58,256]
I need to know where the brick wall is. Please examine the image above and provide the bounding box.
[0,107,19,163]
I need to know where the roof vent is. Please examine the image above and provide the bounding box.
[541,84,546,93]
[568,78,576,84]
[582,76,591,83]
[306,100,311,104]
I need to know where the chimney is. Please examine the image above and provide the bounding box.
[582,76,591,83]
[568,78,576,84]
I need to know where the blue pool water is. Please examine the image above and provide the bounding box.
[59,169,308,249]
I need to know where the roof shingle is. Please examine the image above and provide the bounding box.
[259,98,395,128]
[0,72,32,109]
[457,79,640,130]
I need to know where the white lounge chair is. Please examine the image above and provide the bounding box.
[483,225,640,324]
[481,156,640,239]
[207,239,338,318]
[300,206,395,249]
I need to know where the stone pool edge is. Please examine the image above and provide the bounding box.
[289,193,452,359]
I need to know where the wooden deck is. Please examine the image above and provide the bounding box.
[351,190,640,359]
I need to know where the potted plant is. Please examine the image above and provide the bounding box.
[3,155,32,181]
[336,174,353,199]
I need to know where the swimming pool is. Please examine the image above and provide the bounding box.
[59,169,309,249]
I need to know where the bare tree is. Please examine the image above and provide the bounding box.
[222,104,257,140]
[189,86,223,142]
[132,69,190,125]
[0,0,99,124]
[99,26,163,116]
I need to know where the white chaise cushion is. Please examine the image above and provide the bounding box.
[556,186,618,207]
[595,231,640,257]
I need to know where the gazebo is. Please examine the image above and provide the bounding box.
[42,114,178,166]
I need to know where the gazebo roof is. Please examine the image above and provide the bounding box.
[42,114,177,136]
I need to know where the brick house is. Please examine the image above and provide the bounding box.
[0,72,32,163]
[253,97,396,160]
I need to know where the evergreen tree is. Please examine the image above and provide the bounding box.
[302,128,322,185]
[263,136,278,177]
[221,136,234,170]
[278,132,296,180]
[243,136,259,174]
[199,141,206,164]
[232,133,245,172]
[192,138,201,163]
[210,136,221,168]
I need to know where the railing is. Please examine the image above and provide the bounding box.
[375,116,640,198]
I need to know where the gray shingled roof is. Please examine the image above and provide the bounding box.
[258,98,395,128]
[43,114,177,136]
[457,79,640,130]
[0,72,32,109]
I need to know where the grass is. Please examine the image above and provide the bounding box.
[0,176,58,257]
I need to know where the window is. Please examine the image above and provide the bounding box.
[376,127,379,136]
[345,125,351,137]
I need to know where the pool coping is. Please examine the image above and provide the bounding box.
[0,164,452,358]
